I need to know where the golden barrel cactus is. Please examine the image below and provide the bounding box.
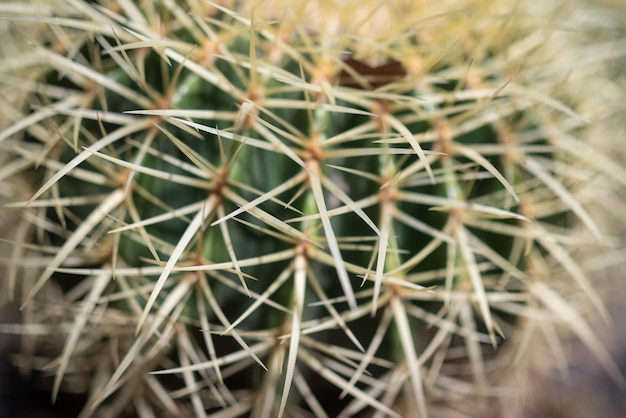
[1,1,625,417]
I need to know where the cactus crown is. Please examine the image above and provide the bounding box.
[1,1,625,417]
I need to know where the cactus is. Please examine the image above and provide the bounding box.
[1,0,626,417]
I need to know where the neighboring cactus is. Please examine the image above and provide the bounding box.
[1,1,625,417]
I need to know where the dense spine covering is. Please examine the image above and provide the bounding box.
[1,1,625,417]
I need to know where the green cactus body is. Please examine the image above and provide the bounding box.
[1,1,625,417]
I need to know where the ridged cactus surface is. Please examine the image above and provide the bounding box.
[1,1,626,417]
